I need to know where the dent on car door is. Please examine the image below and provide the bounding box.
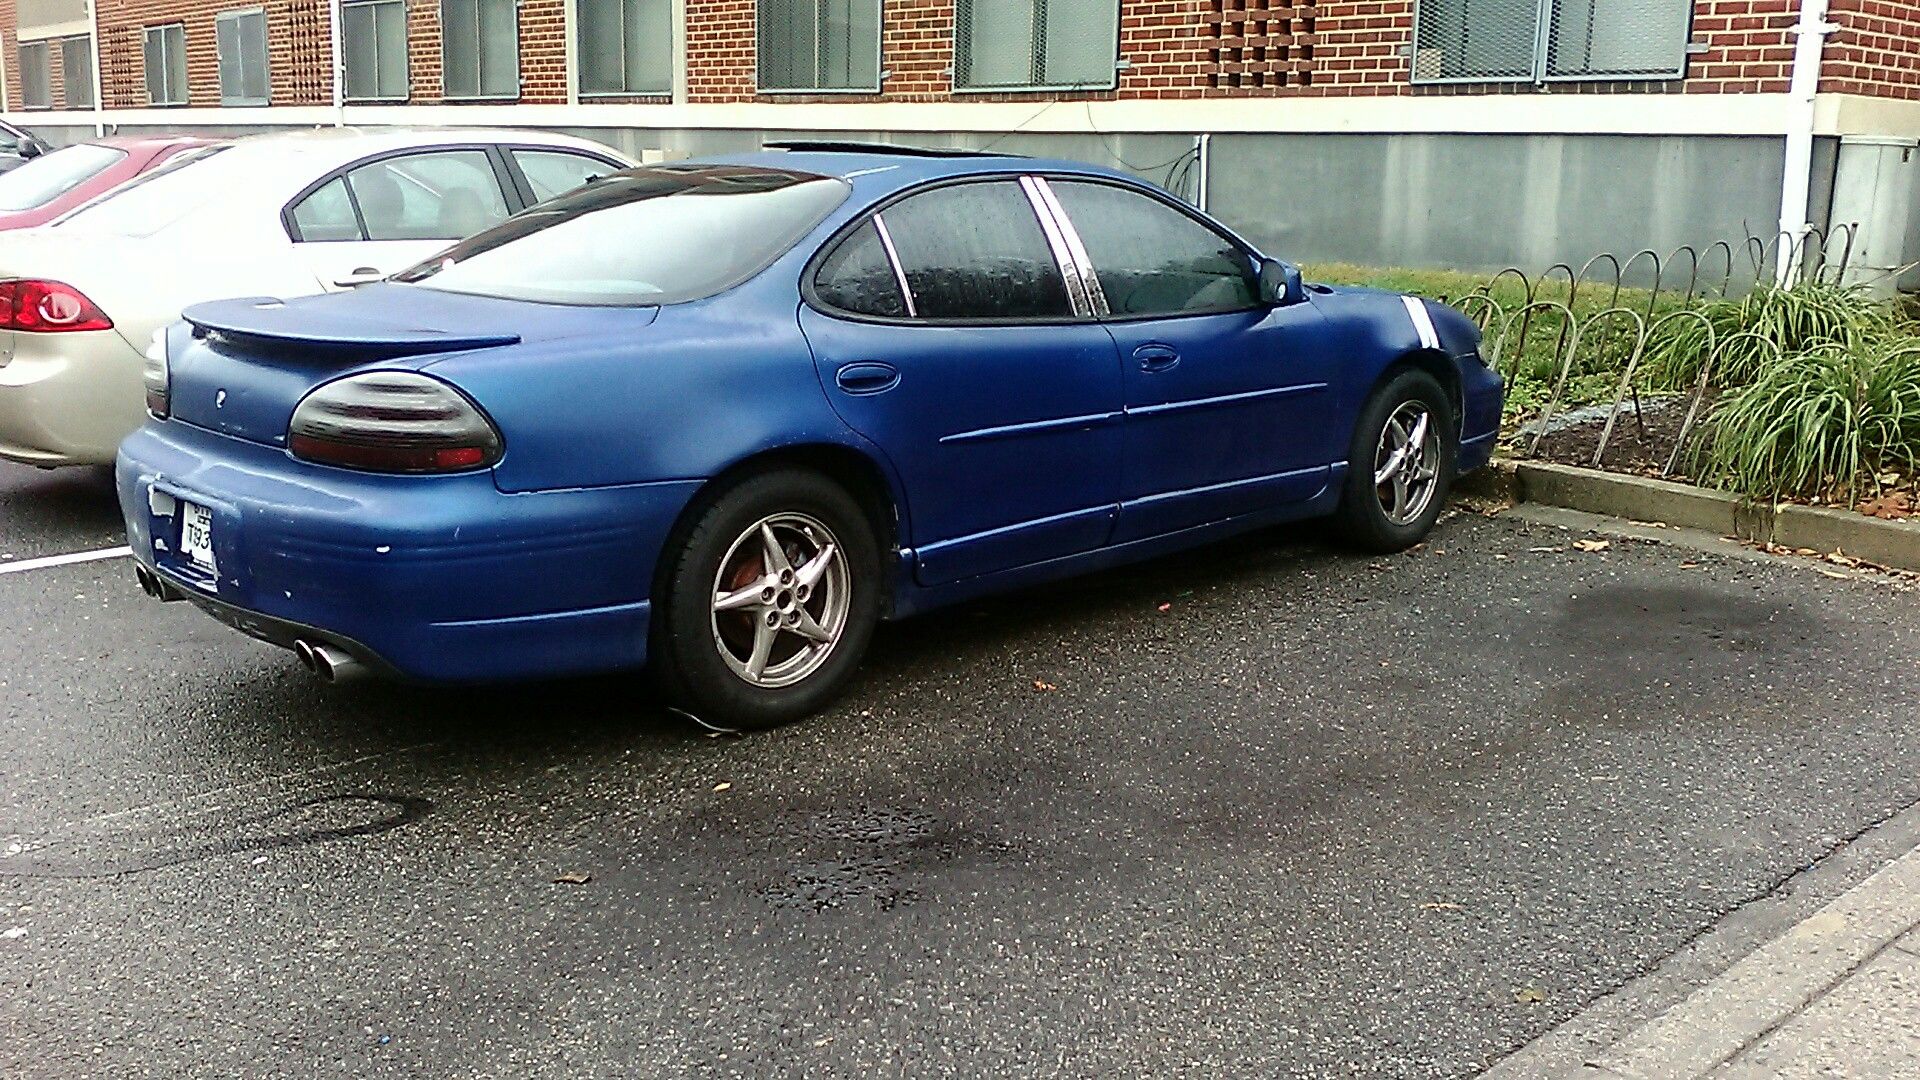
[288,149,515,289]
[798,178,1126,587]
[1040,177,1337,543]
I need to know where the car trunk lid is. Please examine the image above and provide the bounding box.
[168,285,529,447]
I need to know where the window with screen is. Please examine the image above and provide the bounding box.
[442,0,520,99]
[343,0,409,101]
[217,9,270,105]
[143,24,188,105]
[1412,0,1689,83]
[577,0,671,95]
[757,0,880,91]
[954,0,1118,91]
[59,35,93,109]
[18,42,50,110]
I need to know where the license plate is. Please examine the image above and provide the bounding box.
[179,501,216,572]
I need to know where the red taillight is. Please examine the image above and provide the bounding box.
[0,279,113,332]
[288,372,502,474]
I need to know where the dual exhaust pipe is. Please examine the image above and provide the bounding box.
[135,566,364,684]
[294,639,364,684]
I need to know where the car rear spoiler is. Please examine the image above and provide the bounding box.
[182,296,522,358]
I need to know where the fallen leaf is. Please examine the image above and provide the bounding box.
[712,782,732,792]
[1419,902,1463,911]
[1817,568,1851,580]
[1514,986,1547,1005]
[1493,553,1510,560]
[1826,552,1859,567]
[1796,547,1819,557]
[1156,602,1172,612]
[1572,539,1610,553]
[552,872,591,885]
[1033,679,1058,692]
[1679,561,1700,569]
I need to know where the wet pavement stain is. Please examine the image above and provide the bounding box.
[759,805,1012,913]
[0,793,432,879]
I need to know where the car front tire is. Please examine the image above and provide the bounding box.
[1334,368,1457,553]
[651,468,883,730]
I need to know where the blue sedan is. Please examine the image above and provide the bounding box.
[117,145,1502,728]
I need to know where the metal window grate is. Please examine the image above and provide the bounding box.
[342,0,409,101]
[954,0,1120,91]
[1411,0,1687,83]
[577,0,671,95]
[143,24,188,105]
[216,10,271,106]
[757,0,881,92]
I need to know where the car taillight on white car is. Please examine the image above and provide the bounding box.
[288,372,503,473]
[0,279,113,332]
[143,329,170,418]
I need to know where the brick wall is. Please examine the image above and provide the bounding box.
[1822,0,1920,99]
[8,0,1920,114]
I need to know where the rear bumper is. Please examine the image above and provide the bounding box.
[0,330,146,467]
[117,420,700,684]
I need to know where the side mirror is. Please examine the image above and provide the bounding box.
[17,139,42,159]
[1259,258,1304,306]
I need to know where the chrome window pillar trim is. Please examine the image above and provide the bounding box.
[1029,176,1108,317]
[1018,175,1092,318]
[869,212,918,319]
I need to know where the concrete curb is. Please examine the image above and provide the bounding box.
[1574,839,1920,1078]
[1456,460,1920,573]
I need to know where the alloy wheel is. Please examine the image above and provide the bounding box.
[709,512,851,688]
[1373,400,1441,526]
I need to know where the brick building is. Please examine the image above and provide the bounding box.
[2,0,1919,277]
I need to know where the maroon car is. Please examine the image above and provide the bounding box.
[0,135,221,231]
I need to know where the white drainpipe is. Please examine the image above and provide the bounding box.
[1777,0,1837,284]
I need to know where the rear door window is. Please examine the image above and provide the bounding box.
[344,150,512,240]
[874,181,1072,321]
[289,175,360,241]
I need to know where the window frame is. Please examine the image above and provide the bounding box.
[341,0,411,103]
[279,144,523,243]
[143,23,190,106]
[951,0,1121,93]
[1034,174,1265,322]
[1409,0,1692,85]
[754,0,884,94]
[803,174,1095,329]
[215,8,272,106]
[574,0,673,97]
[439,0,522,101]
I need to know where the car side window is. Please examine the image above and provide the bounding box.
[1047,179,1258,318]
[345,150,511,241]
[513,150,612,203]
[813,221,907,318]
[290,176,362,242]
[876,180,1072,321]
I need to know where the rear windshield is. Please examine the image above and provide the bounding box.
[0,143,126,211]
[50,145,229,236]
[391,166,851,306]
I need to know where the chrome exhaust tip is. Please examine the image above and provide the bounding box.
[307,643,364,684]
[135,566,157,597]
[293,639,318,673]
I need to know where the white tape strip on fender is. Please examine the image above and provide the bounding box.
[1402,295,1441,350]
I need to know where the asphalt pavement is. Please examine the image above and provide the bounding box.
[2,457,1918,1078]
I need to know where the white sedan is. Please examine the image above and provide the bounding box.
[0,127,633,467]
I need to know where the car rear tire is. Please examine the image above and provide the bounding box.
[651,468,883,730]
[1334,368,1456,553]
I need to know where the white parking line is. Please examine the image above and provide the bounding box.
[0,546,132,576]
